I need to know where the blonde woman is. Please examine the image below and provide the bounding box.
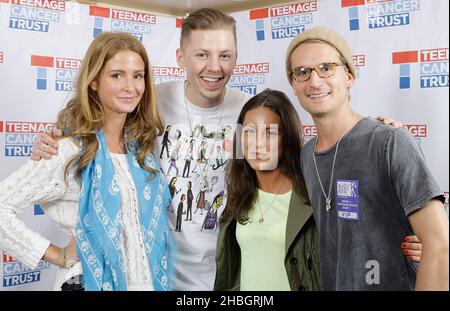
[0,32,174,291]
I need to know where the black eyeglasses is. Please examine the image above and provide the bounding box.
[290,62,345,82]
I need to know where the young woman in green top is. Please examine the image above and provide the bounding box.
[214,89,422,291]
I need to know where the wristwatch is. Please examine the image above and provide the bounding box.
[62,247,79,269]
[64,258,79,269]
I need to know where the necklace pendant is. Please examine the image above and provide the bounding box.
[326,198,332,212]
[258,217,264,224]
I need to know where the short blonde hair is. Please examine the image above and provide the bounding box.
[180,8,237,49]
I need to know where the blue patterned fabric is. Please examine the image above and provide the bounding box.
[75,131,174,291]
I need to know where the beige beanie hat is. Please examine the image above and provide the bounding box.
[285,27,356,84]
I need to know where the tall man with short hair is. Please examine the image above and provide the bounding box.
[153,9,250,290]
[285,27,449,290]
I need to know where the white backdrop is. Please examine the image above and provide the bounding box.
[0,0,448,290]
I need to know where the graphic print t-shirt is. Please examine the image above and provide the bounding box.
[155,80,251,290]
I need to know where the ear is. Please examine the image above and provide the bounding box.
[90,79,98,91]
[230,50,238,70]
[176,48,184,67]
[292,85,299,97]
[346,71,354,89]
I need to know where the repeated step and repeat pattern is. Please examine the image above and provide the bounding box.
[0,0,448,290]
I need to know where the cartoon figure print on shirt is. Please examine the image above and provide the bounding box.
[192,140,208,174]
[160,125,172,159]
[175,194,186,232]
[162,121,232,233]
[168,177,181,212]
[193,173,218,215]
[185,181,194,221]
[201,190,224,231]
[167,140,181,176]
[182,139,194,178]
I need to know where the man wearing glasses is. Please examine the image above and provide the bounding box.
[285,27,449,290]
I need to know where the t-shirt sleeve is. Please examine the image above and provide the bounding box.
[384,128,444,216]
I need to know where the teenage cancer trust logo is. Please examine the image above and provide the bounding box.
[403,124,427,145]
[31,55,81,91]
[302,125,317,143]
[8,0,65,32]
[229,63,270,95]
[2,121,53,156]
[353,54,366,79]
[152,66,186,84]
[342,0,420,31]
[249,1,317,41]
[89,5,156,40]
[392,48,448,89]
[2,252,51,288]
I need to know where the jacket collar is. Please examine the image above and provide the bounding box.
[285,190,313,254]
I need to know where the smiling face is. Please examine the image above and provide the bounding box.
[290,42,354,118]
[176,28,237,108]
[90,50,145,119]
[242,106,282,172]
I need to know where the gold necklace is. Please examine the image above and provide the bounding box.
[256,177,287,224]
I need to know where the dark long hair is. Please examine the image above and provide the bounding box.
[223,89,310,224]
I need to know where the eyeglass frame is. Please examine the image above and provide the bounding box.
[289,62,347,82]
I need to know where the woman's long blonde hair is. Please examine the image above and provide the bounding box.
[57,32,163,181]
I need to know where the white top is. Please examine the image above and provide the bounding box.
[111,153,152,291]
[155,80,251,290]
[0,138,153,291]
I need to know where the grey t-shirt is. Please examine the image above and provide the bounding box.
[300,117,444,290]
